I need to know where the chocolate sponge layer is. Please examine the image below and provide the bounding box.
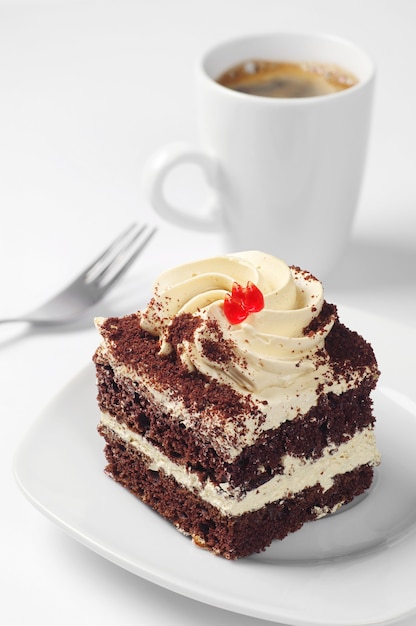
[98,424,374,560]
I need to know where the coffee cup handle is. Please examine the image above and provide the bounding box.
[143,143,223,232]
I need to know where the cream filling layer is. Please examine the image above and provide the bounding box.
[100,412,380,517]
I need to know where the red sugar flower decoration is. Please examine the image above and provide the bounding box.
[223,281,264,324]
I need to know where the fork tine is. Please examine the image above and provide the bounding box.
[83,223,143,282]
[91,224,157,290]
[0,223,157,325]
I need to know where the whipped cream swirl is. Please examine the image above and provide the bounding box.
[140,251,335,393]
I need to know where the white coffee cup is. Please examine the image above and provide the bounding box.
[143,33,375,277]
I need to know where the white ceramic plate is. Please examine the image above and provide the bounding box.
[14,306,416,626]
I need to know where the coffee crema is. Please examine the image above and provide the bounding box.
[216,59,358,98]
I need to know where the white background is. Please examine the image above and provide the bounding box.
[1,1,415,625]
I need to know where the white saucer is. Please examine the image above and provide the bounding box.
[14,306,416,625]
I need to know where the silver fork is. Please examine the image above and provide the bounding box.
[0,223,157,325]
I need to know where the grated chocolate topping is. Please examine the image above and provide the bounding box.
[97,313,266,442]
[200,319,238,365]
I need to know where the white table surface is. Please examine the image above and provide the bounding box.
[1,1,415,625]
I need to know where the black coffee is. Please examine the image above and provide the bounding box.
[216,59,358,98]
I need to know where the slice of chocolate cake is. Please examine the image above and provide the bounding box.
[93,251,380,559]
